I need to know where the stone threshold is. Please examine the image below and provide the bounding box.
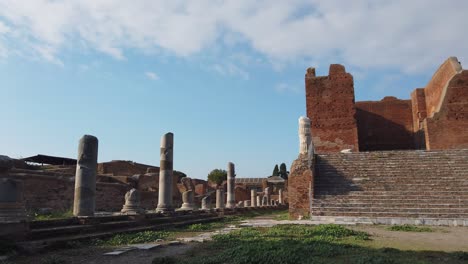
[310,216,468,226]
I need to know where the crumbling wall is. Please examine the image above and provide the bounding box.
[305,65,359,153]
[424,69,468,149]
[424,57,462,117]
[97,160,159,176]
[288,154,313,219]
[356,97,414,151]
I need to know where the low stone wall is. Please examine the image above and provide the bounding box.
[7,174,132,212]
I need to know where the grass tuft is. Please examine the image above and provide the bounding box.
[387,225,433,232]
[93,230,170,246]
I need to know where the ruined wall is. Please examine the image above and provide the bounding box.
[305,65,359,153]
[288,154,313,219]
[8,174,128,212]
[425,69,468,149]
[97,160,159,176]
[356,97,414,151]
[410,88,428,149]
[424,57,463,117]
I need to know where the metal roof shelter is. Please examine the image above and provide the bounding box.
[21,154,77,166]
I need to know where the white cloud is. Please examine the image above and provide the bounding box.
[145,71,159,80]
[212,62,249,80]
[0,0,466,73]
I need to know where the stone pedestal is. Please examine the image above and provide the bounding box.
[216,189,225,209]
[0,178,28,240]
[121,188,144,215]
[250,189,257,207]
[156,133,175,213]
[226,162,236,209]
[201,195,211,210]
[180,190,195,211]
[244,200,251,207]
[73,135,98,217]
[237,201,244,208]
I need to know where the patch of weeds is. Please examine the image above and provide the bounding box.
[34,209,73,220]
[387,225,433,232]
[152,256,177,264]
[0,239,17,255]
[39,256,67,264]
[93,230,170,246]
[454,251,468,261]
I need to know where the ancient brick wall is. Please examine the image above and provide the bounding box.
[356,97,414,151]
[410,88,428,149]
[8,174,129,212]
[288,154,313,219]
[424,69,468,149]
[234,185,250,202]
[97,160,159,176]
[424,57,462,117]
[305,65,359,153]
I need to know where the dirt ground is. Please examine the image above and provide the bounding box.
[352,225,468,252]
[9,216,468,264]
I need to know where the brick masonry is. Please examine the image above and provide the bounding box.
[305,57,468,152]
[288,154,313,219]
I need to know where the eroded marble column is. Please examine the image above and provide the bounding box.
[156,133,175,213]
[244,200,251,207]
[278,189,283,205]
[201,195,211,210]
[226,162,236,209]
[216,189,225,209]
[299,116,312,155]
[73,135,98,217]
[251,189,257,207]
[121,188,144,215]
[180,190,195,211]
[256,195,261,207]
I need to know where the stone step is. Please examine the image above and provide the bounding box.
[312,203,468,208]
[311,211,468,219]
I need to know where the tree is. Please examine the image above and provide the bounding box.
[207,169,227,187]
[272,164,279,176]
[279,163,289,179]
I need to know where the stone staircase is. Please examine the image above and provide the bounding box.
[311,149,468,225]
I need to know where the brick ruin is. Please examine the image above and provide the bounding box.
[306,57,468,152]
[290,57,468,223]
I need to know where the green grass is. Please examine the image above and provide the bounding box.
[387,225,433,232]
[92,230,170,246]
[165,224,467,264]
[273,211,290,221]
[33,209,73,220]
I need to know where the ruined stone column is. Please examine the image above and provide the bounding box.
[250,189,257,207]
[237,201,244,208]
[156,133,174,213]
[256,195,261,207]
[73,135,98,217]
[226,162,236,209]
[278,189,283,205]
[180,190,195,211]
[121,188,144,215]
[264,187,271,206]
[299,116,313,155]
[244,200,251,207]
[201,195,211,210]
[216,189,225,209]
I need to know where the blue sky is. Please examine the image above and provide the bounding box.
[0,1,467,179]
